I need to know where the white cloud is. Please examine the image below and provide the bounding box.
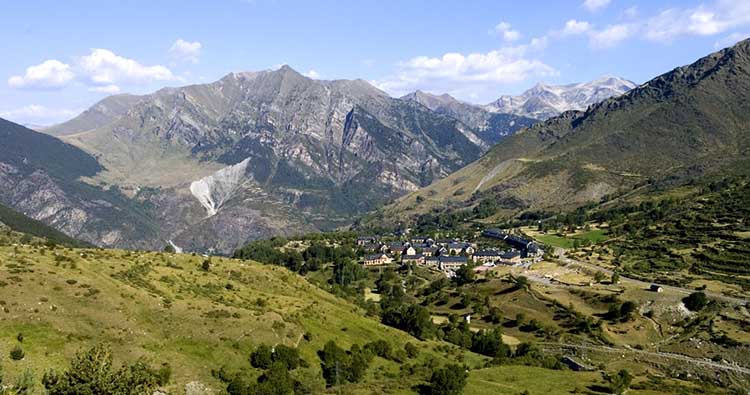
[590,23,638,48]
[169,39,202,63]
[583,0,611,12]
[623,6,638,19]
[714,32,750,48]
[89,84,121,94]
[79,48,175,86]
[373,44,556,100]
[8,49,179,93]
[562,20,592,35]
[303,70,320,79]
[0,105,80,125]
[644,0,750,42]
[492,22,521,42]
[8,59,74,89]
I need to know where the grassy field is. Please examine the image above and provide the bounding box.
[526,228,610,249]
[0,243,488,394]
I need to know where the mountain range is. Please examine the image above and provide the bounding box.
[378,39,750,223]
[485,76,636,120]
[0,64,636,253]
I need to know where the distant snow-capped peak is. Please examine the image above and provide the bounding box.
[485,76,636,120]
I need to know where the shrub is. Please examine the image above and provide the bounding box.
[425,364,468,395]
[43,345,161,395]
[250,344,274,369]
[404,342,420,358]
[10,345,25,360]
[683,292,708,311]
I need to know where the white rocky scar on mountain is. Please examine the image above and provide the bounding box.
[189,158,251,217]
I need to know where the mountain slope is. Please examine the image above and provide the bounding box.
[400,90,538,144]
[0,117,160,248]
[0,201,91,247]
[44,94,144,136]
[485,76,636,120]
[0,243,489,394]
[380,39,750,222]
[43,66,490,252]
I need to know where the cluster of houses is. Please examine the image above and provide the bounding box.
[357,230,543,276]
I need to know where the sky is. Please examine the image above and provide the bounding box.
[1,0,749,125]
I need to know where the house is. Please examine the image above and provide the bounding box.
[401,254,425,265]
[423,246,446,257]
[499,249,522,264]
[482,228,508,240]
[356,236,377,246]
[410,236,433,245]
[649,284,664,293]
[439,256,467,271]
[387,241,413,254]
[360,242,382,253]
[403,246,417,256]
[561,356,593,372]
[473,249,504,264]
[447,242,474,255]
[506,235,533,251]
[411,242,431,252]
[362,254,393,266]
[423,256,440,268]
[435,238,457,246]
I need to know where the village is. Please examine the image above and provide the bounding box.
[356,229,544,278]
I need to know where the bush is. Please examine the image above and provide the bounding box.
[425,364,468,395]
[606,369,633,395]
[404,342,420,359]
[156,363,171,386]
[364,340,392,359]
[250,344,274,369]
[251,344,303,371]
[683,292,708,311]
[43,345,161,395]
[10,345,25,360]
[318,341,371,386]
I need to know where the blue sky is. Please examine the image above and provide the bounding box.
[1,0,749,125]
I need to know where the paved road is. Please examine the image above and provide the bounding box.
[553,248,748,306]
[539,342,750,376]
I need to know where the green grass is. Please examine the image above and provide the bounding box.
[534,229,610,249]
[466,366,602,395]
[0,244,486,394]
[536,234,576,249]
